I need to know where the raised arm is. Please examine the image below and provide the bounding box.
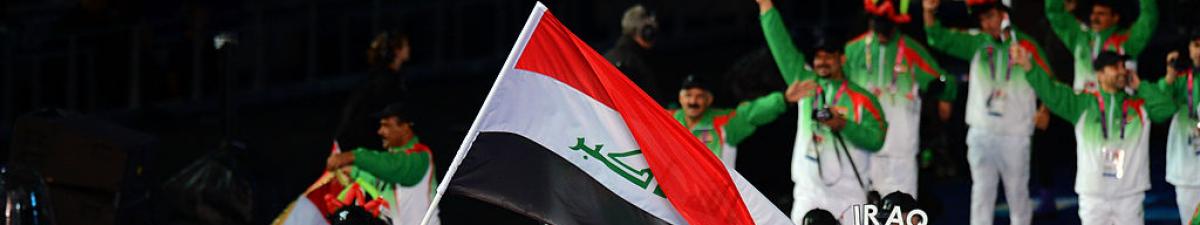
[922,0,989,61]
[1123,0,1158,56]
[725,92,788,145]
[1016,45,1088,123]
[759,4,815,84]
[1044,0,1089,49]
[352,148,432,186]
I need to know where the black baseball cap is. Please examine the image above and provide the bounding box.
[968,0,1009,19]
[680,74,711,91]
[1093,51,1128,71]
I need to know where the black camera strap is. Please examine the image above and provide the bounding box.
[832,131,869,191]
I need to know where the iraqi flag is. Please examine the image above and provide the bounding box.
[422,2,792,225]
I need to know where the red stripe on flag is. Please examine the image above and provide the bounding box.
[514,11,755,225]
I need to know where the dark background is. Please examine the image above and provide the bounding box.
[2,0,1199,224]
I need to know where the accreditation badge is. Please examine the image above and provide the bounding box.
[1191,126,1200,156]
[1101,147,1126,179]
[986,89,1007,117]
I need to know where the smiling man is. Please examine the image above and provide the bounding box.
[1021,50,1174,225]
[671,74,808,168]
[758,0,889,222]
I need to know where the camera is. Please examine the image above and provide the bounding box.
[813,108,834,122]
[1171,57,1193,71]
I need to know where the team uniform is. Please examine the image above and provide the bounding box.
[348,137,441,225]
[925,19,1053,225]
[844,30,958,198]
[1044,0,1158,91]
[762,8,889,224]
[1024,65,1174,225]
[1156,68,1200,224]
[671,91,789,168]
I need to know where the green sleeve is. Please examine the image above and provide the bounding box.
[1137,81,1177,123]
[839,85,887,152]
[1155,77,1186,106]
[761,8,815,84]
[1023,61,1089,124]
[1044,0,1089,49]
[1028,37,1058,77]
[904,35,959,101]
[725,92,789,145]
[352,148,431,187]
[924,20,989,61]
[1124,0,1158,56]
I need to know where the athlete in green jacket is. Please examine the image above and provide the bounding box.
[844,0,959,198]
[1045,0,1157,91]
[1156,36,1200,225]
[1021,50,1173,225]
[325,103,439,224]
[923,0,1054,224]
[758,1,888,222]
[672,74,807,168]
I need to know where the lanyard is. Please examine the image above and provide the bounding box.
[1188,70,1195,118]
[986,45,1014,82]
[865,34,909,89]
[1093,92,1129,140]
[815,81,849,108]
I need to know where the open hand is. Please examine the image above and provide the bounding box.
[785,80,819,103]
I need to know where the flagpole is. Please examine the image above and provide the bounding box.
[419,2,547,225]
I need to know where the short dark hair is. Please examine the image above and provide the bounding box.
[373,102,413,123]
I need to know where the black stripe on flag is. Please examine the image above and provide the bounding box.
[448,132,672,225]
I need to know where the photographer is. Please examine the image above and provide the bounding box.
[1157,30,1200,225]
[758,1,888,222]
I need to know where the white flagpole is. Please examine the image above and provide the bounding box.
[419,2,547,225]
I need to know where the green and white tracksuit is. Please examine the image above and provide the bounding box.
[349,137,440,225]
[1045,0,1157,91]
[1025,64,1174,225]
[762,8,889,224]
[671,91,789,168]
[1156,69,1200,224]
[844,29,958,198]
[925,20,1052,225]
